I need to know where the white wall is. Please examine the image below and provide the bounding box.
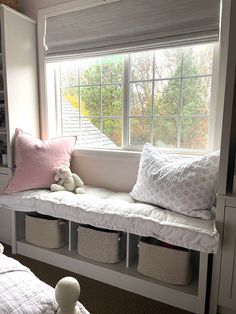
[18,0,72,19]
[71,151,140,192]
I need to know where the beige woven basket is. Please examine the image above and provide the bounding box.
[25,213,68,249]
[137,238,192,285]
[78,225,125,263]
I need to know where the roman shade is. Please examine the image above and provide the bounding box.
[44,0,220,58]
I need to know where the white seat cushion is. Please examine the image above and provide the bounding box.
[0,187,219,253]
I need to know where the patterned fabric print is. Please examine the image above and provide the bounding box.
[130,143,219,219]
[0,254,90,314]
[0,254,57,314]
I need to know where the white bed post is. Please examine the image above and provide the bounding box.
[55,277,81,314]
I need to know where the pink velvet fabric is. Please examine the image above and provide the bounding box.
[4,129,76,194]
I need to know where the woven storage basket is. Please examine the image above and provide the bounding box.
[0,0,18,9]
[25,213,68,249]
[137,238,192,285]
[77,225,125,263]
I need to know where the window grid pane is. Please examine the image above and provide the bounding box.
[127,45,213,151]
[180,116,209,149]
[81,64,122,146]
[177,51,184,149]
[150,51,155,146]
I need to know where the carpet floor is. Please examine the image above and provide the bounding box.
[4,245,192,314]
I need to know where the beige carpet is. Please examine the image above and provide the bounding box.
[4,245,192,314]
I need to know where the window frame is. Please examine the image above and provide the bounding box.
[38,0,222,157]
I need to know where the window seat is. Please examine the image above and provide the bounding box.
[0,185,216,314]
[0,186,219,254]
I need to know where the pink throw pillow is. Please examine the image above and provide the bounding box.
[4,129,76,194]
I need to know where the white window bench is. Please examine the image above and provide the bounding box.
[0,186,219,314]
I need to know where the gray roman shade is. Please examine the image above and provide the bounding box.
[44,0,220,58]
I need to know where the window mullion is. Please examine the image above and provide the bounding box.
[123,54,129,148]
[151,51,155,145]
[100,60,102,147]
[53,64,61,137]
[78,64,81,135]
[177,52,184,149]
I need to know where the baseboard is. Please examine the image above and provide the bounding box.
[218,306,236,314]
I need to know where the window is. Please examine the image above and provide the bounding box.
[46,43,216,152]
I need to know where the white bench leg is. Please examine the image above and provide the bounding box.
[11,211,17,254]
[196,253,209,314]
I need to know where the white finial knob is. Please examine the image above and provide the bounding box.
[55,277,81,314]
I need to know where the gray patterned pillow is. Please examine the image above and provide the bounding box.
[130,143,219,219]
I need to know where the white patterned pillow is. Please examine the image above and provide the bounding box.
[130,143,219,219]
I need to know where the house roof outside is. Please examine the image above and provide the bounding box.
[61,98,117,148]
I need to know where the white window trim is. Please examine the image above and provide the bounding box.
[38,0,222,156]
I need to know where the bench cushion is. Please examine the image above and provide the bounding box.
[0,186,219,253]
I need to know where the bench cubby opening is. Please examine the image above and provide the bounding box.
[77,224,126,264]
[137,237,193,285]
[25,212,68,249]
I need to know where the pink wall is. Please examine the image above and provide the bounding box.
[18,0,72,20]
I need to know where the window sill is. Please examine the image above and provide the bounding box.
[73,147,207,160]
[73,147,141,160]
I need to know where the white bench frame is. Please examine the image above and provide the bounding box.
[11,210,210,314]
